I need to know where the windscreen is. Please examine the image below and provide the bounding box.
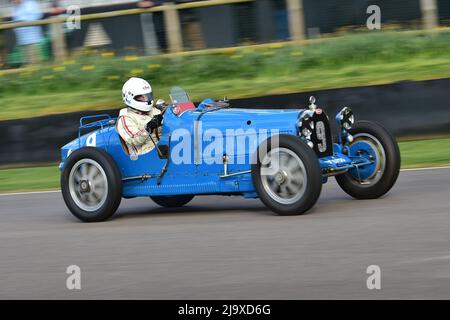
[169,86,191,104]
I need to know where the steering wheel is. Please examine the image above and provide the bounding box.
[154,104,169,141]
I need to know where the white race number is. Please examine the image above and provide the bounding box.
[316,121,327,152]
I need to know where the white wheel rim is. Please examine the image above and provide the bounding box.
[261,147,307,205]
[68,159,108,212]
[350,133,386,186]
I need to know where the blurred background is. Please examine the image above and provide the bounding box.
[0,0,449,192]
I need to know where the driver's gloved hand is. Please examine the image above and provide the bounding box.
[145,114,163,134]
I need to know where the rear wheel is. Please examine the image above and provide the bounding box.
[335,121,400,199]
[61,147,122,222]
[252,134,322,215]
[151,195,194,207]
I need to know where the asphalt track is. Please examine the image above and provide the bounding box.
[0,168,449,299]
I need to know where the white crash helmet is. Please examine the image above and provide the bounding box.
[122,77,154,112]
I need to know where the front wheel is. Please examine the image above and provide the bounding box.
[61,147,122,222]
[252,134,322,216]
[335,121,401,199]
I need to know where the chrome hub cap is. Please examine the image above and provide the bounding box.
[275,170,288,184]
[79,180,91,193]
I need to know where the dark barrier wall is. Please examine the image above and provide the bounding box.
[303,0,422,35]
[0,78,449,165]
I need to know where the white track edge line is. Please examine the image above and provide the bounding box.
[400,165,450,171]
[0,166,449,196]
[0,190,60,196]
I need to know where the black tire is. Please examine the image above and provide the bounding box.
[150,195,194,207]
[61,147,122,222]
[335,120,400,199]
[252,134,322,216]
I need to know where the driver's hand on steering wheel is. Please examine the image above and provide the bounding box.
[145,114,163,134]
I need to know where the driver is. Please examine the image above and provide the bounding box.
[116,77,163,156]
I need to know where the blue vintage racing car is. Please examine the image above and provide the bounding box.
[60,87,400,222]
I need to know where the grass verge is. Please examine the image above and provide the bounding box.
[398,137,450,168]
[0,166,60,193]
[0,138,449,193]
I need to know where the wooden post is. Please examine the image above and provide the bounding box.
[286,0,305,41]
[420,0,439,30]
[50,22,67,62]
[163,3,183,53]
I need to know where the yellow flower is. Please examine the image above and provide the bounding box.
[124,56,140,62]
[64,60,76,65]
[28,65,39,71]
[81,65,96,71]
[41,75,55,80]
[83,49,98,55]
[230,54,243,59]
[107,75,120,80]
[290,51,304,57]
[242,48,255,54]
[53,66,66,72]
[221,48,237,54]
[101,52,115,57]
[129,68,144,76]
[269,43,284,49]
[148,64,161,69]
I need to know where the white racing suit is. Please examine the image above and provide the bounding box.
[116,107,162,156]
